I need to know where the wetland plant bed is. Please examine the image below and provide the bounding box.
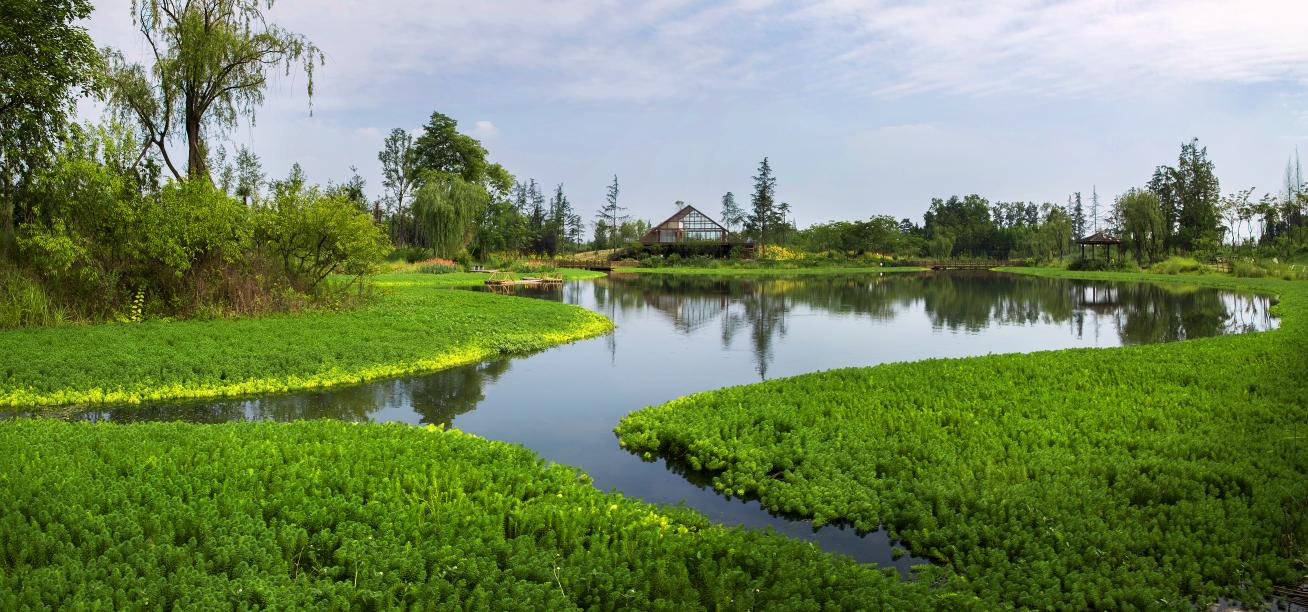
[0,420,967,610]
[616,271,1308,609]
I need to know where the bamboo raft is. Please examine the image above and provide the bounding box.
[484,277,564,287]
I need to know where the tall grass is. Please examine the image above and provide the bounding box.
[1148,256,1203,275]
[0,268,66,329]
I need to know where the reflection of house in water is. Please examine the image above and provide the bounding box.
[639,289,732,333]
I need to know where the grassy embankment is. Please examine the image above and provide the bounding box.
[619,266,928,276]
[0,269,608,408]
[617,268,1308,609]
[0,419,962,609]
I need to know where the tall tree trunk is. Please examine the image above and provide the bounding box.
[186,108,208,183]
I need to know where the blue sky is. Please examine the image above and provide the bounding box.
[84,0,1308,227]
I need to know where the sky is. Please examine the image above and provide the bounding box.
[81,0,1308,228]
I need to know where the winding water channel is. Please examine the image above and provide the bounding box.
[58,271,1278,575]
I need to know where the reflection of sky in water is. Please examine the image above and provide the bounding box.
[52,272,1277,572]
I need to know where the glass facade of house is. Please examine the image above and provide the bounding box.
[643,207,728,244]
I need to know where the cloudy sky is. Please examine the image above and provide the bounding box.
[83,0,1308,226]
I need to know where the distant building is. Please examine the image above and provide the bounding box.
[640,205,730,245]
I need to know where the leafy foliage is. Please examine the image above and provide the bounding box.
[258,181,389,290]
[617,271,1308,609]
[104,0,323,180]
[4,124,388,324]
[0,419,955,610]
[0,0,102,234]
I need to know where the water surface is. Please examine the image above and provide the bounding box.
[51,271,1279,573]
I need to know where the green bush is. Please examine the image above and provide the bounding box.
[416,262,459,274]
[386,246,429,263]
[1067,258,1112,271]
[256,186,390,292]
[7,122,390,324]
[1149,256,1203,275]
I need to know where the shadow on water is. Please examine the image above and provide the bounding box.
[14,271,1278,574]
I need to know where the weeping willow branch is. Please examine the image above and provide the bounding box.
[412,173,488,258]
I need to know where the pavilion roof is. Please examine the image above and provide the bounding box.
[1077,231,1121,245]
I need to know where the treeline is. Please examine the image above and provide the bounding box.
[784,139,1307,264]
[368,117,649,260]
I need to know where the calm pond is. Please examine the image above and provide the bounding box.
[62,271,1278,574]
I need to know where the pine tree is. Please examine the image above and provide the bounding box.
[746,157,777,248]
[1070,192,1085,239]
[526,179,546,253]
[546,183,574,255]
[594,175,628,248]
[1172,138,1222,251]
[721,192,743,232]
[1090,186,1100,233]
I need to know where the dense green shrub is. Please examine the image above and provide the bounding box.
[256,185,389,292]
[1149,256,1203,275]
[4,122,389,326]
[416,262,460,274]
[0,420,954,610]
[617,271,1307,609]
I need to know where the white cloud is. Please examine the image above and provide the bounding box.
[87,0,1308,107]
[471,120,499,137]
[797,0,1308,97]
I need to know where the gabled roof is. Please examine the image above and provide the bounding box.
[1077,231,1121,245]
[650,205,728,232]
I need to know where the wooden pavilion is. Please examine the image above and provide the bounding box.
[1077,231,1123,262]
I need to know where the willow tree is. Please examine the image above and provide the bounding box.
[412,173,487,258]
[105,0,322,182]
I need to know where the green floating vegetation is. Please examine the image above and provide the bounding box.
[0,270,609,408]
[620,266,928,276]
[617,270,1308,609]
[0,420,961,610]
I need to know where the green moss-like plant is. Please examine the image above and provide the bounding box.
[617,269,1308,609]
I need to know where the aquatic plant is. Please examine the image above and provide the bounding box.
[617,270,1308,609]
[0,420,957,609]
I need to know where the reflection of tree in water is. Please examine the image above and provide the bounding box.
[73,360,515,425]
[606,272,1274,368]
[918,272,1075,332]
[608,274,924,380]
[914,272,1272,345]
[722,285,790,380]
[408,360,513,427]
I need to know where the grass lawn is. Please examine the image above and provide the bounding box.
[0,269,610,408]
[616,269,1308,608]
[617,266,928,275]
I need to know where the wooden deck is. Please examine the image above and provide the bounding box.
[554,259,638,271]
